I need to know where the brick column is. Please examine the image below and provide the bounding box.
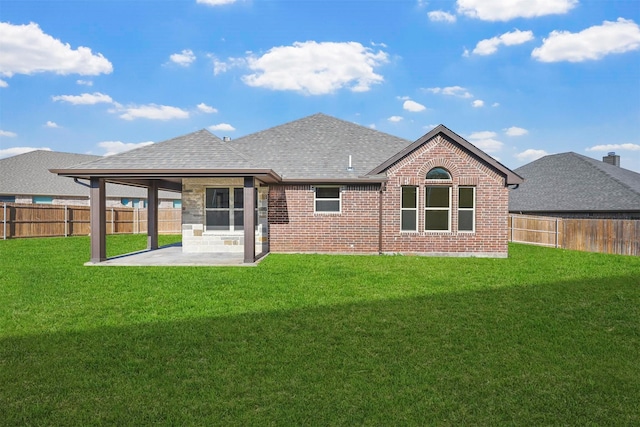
[90,177,106,263]
[243,177,255,263]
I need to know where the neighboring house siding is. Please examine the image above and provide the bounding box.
[512,211,640,220]
[381,135,509,257]
[6,195,177,208]
[268,184,381,254]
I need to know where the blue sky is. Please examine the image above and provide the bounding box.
[1,0,639,172]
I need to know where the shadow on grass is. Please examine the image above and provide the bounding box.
[1,274,638,426]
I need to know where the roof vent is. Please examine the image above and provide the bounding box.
[347,155,355,172]
[602,152,620,167]
[222,136,231,142]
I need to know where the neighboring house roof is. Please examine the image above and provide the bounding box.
[0,150,179,199]
[54,113,521,186]
[509,152,640,212]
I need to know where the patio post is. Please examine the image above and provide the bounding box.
[89,177,106,262]
[147,180,159,250]
[243,177,255,263]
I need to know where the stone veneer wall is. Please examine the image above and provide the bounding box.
[181,178,268,254]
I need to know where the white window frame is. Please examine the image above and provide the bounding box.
[425,186,451,232]
[204,187,244,232]
[458,186,476,233]
[400,186,418,232]
[314,186,342,213]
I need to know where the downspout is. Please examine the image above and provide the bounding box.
[378,182,386,254]
[74,178,91,188]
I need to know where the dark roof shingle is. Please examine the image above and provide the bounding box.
[509,152,640,212]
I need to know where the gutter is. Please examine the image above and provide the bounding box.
[378,181,386,254]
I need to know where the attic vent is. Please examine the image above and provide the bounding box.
[222,136,231,142]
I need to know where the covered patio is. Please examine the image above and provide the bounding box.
[87,242,265,266]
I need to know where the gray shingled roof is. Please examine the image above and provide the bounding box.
[63,129,259,170]
[509,152,640,212]
[54,113,520,184]
[231,113,411,179]
[0,150,179,199]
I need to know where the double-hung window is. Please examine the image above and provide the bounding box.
[425,186,451,231]
[401,186,418,231]
[315,187,341,213]
[458,187,475,232]
[205,187,244,231]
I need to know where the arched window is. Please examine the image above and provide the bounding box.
[426,167,451,180]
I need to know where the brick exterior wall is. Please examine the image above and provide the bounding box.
[268,184,381,253]
[380,135,509,257]
[267,135,510,257]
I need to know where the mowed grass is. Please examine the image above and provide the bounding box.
[1,236,639,425]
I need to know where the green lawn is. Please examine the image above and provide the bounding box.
[1,235,639,425]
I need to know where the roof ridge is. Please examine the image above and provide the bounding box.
[571,152,640,196]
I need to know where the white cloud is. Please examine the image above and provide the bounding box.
[468,131,502,153]
[52,92,114,105]
[492,102,500,107]
[472,99,484,108]
[428,11,457,23]
[76,79,93,86]
[117,104,190,121]
[45,121,59,128]
[98,141,154,156]
[0,130,17,137]
[170,49,196,66]
[197,0,237,5]
[197,103,218,113]
[0,146,50,159]
[515,149,549,162]
[0,22,113,78]
[472,29,534,55]
[388,116,404,122]
[242,41,389,95]
[208,123,236,132]
[0,79,7,88]
[504,126,528,136]
[469,131,497,139]
[369,124,377,129]
[426,86,473,98]
[532,18,640,62]
[585,143,640,152]
[210,55,246,75]
[403,100,426,112]
[457,0,577,21]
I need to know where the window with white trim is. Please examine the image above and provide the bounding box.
[401,186,417,231]
[458,187,475,232]
[425,186,451,231]
[205,187,244,231]
[315,186,341,213]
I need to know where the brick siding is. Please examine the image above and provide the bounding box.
[268,134,510,257]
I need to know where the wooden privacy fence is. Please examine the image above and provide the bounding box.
[509,214,640,256]
[1,203,181,239]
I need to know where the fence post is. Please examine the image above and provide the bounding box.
[3,202,6,240]
[64,205,68,237]
[555,217,558,248]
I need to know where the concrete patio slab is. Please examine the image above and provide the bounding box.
[85,243,266,267]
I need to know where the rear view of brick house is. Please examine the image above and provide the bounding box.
[54,113,523,263]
